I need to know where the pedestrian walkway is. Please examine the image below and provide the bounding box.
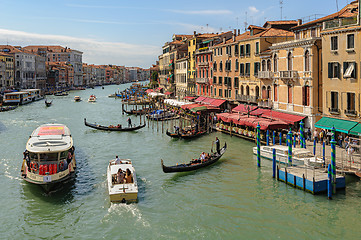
[304,140,361,176]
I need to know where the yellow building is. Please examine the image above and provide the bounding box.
[321,1,361,125]
[270,20,322,130]
[0,53,14,89]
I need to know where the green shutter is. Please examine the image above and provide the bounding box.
[328,62,332,78]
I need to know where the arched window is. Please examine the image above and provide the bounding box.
[255,86,260,98]
[262,60,266,71]
[262,86,267,98]
[213,62,217,71]
[241,85,244,95]
[246,86,250,96]
[219,61,223,71]
[267,86,272,99]
[288,52,293,71]
[267,60,271,71]
[304,50,310,71]
[274,84,278,101]
[288,85,293,103]
[273,54,278,72]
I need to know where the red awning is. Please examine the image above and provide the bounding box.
[194,96,206,102]
[164,91,172,95]
[181,103,203,110]
[262,110,306,124]
[184,96,196,101]
[210,99,226,107]
[156,87,163,91]
[146,89,154,94]
[250,108,270,116]
[232,104,257,114]
[202,98,214,104]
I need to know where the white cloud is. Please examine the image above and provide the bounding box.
[0,28,159,68]
[249,6,260,14]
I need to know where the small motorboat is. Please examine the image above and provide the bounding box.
[161,143,227,173]
[45,99,52,107]
[107,158,138,203]
[74,96,81,102]
[88,95,96,102]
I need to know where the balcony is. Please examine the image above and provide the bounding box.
[323,16,358,30]
[198,62,209,67]
[345,109,357,117]
[236,94,259,103]
[196,78,208,84]
[258,99,273,108]
[258,71,273,79]
[329,108,340,115]
[279,70,298,79]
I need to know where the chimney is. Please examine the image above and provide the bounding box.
[238,29,240,35]
[297,19,303,26]
[233,29,237,37]
[193,31,197,36]
[223,37,226,43]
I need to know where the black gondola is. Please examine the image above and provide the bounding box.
[122,108,149,115]
[166,129,206,139]
[166,129,180,138]
[161,143,227,173]
[45,100,52,107]
[84,118,145,131]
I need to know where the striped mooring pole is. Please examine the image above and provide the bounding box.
[323,142,326,166]
[272,148,276,178]
[273,131,276,145]
[313,139,316,156]
[331,135,337,194]
[279,132,282,145]
[300,120,305,148]
[266,130,269,146]
[328,164,332,199]
[288,129,293,166]
[293,134,296,148]
[257,124,261,168]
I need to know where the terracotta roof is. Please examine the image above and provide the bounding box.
[292,1,359,30]
[263,20,298,28]
[248,25,267,30]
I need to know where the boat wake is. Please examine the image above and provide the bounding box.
[106,203,150,227]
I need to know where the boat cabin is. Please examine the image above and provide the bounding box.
[3,91,31,105]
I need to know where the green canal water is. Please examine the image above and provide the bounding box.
[1,83,361,239]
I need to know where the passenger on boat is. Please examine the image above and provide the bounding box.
[117,168,125,184]
[125,168,133,183]
[127,118,132,127]
[117,124,122,129]
[115,156,122,164]
[200,152,206,162]
[23,150,30,171]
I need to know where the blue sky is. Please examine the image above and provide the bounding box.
[0,0,353,68]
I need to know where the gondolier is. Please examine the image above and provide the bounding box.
[215,137,220,154]
[128,117,132,127]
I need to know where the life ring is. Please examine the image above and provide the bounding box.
[32,162,39,172]
[59,161,64,170]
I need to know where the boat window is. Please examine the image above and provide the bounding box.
[276,150,284,154]
[39,153,58,161]
[29,152,38,160]
[295,152,313,158]
[263,147,270,151]
[60,151,68,159]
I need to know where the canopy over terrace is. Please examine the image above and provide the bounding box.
[194,97,226,107]
[181,103,220,113]
[164,99,192,107]
[217,112,289,130]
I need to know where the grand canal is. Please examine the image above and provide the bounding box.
[1,83,361,239]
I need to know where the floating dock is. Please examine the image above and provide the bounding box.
[276,166,346,194]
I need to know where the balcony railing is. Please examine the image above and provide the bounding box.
[258,71,273,79]
[279,70,298,79]
[345,109,357,116]
[236,94,259,103]
[329,108,340,114]
[196,78,208,84]
[258,99,273,108]
[198,62,209,67]
[323,16,358,30]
